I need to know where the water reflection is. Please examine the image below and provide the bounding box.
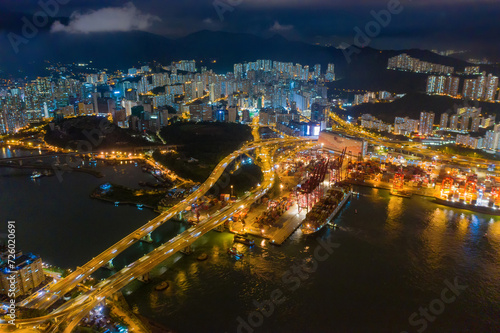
[385,195,404,239]
[125,187,500,333]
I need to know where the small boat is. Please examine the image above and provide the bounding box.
[234,235,255,246]
[228,247,243,257]
[31,171,42,179]
[155,281,169,291]
[197,253,208,261]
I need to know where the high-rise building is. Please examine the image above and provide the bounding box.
[481,115,496,128]
[313,64,321,78]
[394,117,419,135]
[435,76,446,94]
[462,73,498,100]
[455,134,483,149]
[440,113,449,129]
[228,107,238,123]
[476,74,487,99]
[449,114,459,130]
[485,74,499,101]
[484,125,500,151]
[460,116,470,131]
[353,94,364,106]
[379,91,392,100]
[426,76,437,94]
[419,111,435,135]
[234,63,244,79]
[426,76,459,96]
[325,63,335,81]
[388,54,454,74]
[471,117,482,132]
[444,76,460,96]
[0,252,45,298]
[462,79,476,99]
[464,66,480,75]
[174,60,196,72]
[457,107,481,118]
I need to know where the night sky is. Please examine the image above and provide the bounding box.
[0,0,499,51]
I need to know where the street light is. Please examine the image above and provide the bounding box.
[231,185,234,197]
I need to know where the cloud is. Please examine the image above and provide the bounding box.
[203,18,214,25]
[50,2,160,34]
[269,21,293,32]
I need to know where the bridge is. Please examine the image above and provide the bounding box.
[328,111,500,170]
[0,145,179,163]
[3,136,316,331]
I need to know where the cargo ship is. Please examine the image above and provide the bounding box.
[300,183,352,235]
[434,198,500,216]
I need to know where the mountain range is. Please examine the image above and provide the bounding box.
[0,29,488,93]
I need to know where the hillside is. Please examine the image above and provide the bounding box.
[1,30,474,93]
[44,116,153,150]
[155,122,253,181]
[346,93,500,123]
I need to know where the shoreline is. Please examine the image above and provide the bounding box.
[434,197,500,216]
[349,180,500,216]
[90,193,157,211]
[346,179,435,198]
[0,163,104,178]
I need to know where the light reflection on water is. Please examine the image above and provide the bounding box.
[1,148,498,333]
[125,186,500,333]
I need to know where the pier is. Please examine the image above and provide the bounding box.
[266,206,306,245]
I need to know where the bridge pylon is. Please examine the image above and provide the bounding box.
[140,232,153,243]
[137,272,150,283]
[104,259,114,270]
[181,245,192,255]
[214,223,225,232]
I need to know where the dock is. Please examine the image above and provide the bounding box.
[266,206,306,245]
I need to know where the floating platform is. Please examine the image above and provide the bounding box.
[390,190,412,198]
[267,207,305,245]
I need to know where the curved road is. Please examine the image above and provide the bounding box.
[4,137,314,331]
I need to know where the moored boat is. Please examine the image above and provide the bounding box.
[234,234,255,246]
[228,247,243,257]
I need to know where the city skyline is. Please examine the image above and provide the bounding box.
[0,1,499,332]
